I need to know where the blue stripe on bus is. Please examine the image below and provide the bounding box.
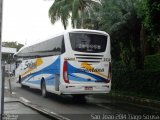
[21,56,109,85]
[22,57,60,84]
[27,75,55,85]
[68,74,96,82]
[67,62,110,83]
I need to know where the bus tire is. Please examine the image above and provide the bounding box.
[19,76,24,88]
[41,79,48,98]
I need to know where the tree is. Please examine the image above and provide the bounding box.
[2,41,24,51]
[49,0,71,29]
[145,0,160,36]
[143,0,160,54]
[71,0,101,28]
[99,0,145,69]
[49,0,100,29]
[2,42,24,63]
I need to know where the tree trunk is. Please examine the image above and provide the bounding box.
[62,18,66,30]
[139,24,145,69]
[133,18,143,70]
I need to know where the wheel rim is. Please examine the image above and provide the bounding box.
[42,82,46,96]
[19,78,23,87]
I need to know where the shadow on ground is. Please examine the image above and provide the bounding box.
[20,86,87,104]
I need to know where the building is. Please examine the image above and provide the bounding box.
[2,47,17,72]
[2,47,17,54]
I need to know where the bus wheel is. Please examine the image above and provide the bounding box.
[41,80,48,97]
[19,76,24,88]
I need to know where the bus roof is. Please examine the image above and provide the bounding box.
[15,29,108,56]
[65,29,108,35]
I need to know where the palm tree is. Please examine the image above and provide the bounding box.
[71,0,101,28]
[99,0,145,69]
[49,0,101,29]
[49,0,72,29]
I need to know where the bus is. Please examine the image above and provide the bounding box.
[14,29,111,99]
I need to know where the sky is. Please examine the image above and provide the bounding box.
[2,0,71,46]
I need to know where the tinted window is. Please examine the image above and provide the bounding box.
[70,33,107,53]
[16,35,65,57]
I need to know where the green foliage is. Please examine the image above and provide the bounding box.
[112,54,160,98]
[49,0,71,29]
[99,0,144,69]
[144,54,160,70]
[2,41,24,51]
[112,69,160,98]
[144,0,160,35]
[49,0,100,29]
[2,42,24,63]
[143,0,160,54]
[48,0,159,69]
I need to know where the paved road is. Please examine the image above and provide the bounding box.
[5,77,160,120]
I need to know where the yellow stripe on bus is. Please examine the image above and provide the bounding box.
[21,58,43,77]
[81,62,108,78]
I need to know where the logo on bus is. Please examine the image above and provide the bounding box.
[82,68,104,73]
[24,61,36,69]
[64,58,76,61]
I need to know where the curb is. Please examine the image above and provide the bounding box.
[19,98,70,120]
[5,92,70,120]
[4,80,70,120]
[104,93,160,111]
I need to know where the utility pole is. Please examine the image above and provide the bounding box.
[8,54,12,94]
[0,0,3,118]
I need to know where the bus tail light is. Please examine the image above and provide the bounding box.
[63,60,69,83]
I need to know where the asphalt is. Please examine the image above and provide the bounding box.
[3,77,70,120]
[3,76,71,120]
[3,88,54,120]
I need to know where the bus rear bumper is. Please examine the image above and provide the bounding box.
[60,83,111,95]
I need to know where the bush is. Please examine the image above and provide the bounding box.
[112,69,160,97]
[144,54,160,70]
[112,54,160,98]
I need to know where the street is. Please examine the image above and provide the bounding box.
[5,77,160,120]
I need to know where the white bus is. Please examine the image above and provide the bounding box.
[15,29,111,99]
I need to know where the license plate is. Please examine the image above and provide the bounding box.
[85,86,93,90]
